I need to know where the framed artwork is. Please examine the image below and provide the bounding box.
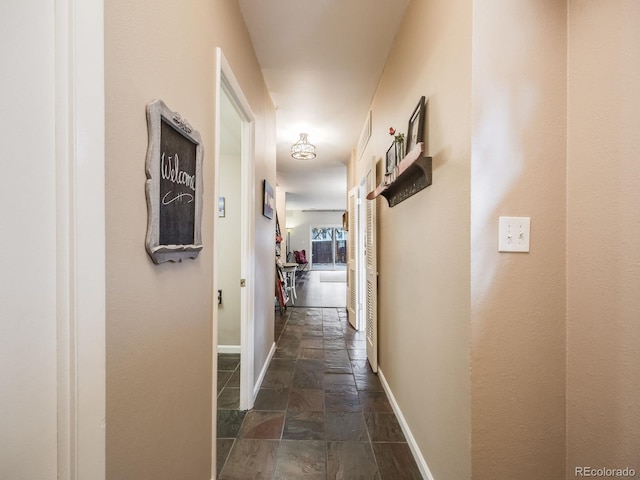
[263,180,275,219]
[218,197,225,217]
[145,99,203,264]
[385,142,397,174]
[406,96,426,154]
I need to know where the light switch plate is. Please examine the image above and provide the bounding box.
[498,216,530,252]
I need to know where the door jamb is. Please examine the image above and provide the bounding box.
[214,48,256,416]
[356,181,366,331]
[56,0,106,477]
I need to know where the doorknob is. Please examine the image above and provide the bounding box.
[240,279,246,287]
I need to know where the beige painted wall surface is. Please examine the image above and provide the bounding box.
[353,0,473,477]
[470,1,567,479]
[105,0,275,478]
[567,1,640,477]
[276,187,287,257]
[252,92,277,386]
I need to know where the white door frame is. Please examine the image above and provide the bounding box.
[357,181,367,332]
[213,49,256,416]
[56,0,106,478]
[347,187,358,329]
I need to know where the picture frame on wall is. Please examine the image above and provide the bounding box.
[406,95,426,154]
[145,99,204,264]
[263,180,275,219]
[385,142,397,174]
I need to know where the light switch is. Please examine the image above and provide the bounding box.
[498,216,530,252]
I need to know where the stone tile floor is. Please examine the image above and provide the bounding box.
[216,307,422,480]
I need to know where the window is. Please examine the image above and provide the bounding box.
[311,226,347,267]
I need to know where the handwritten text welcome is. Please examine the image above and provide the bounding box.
[161,152,195,205]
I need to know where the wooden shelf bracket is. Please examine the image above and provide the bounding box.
[367,142,432,207]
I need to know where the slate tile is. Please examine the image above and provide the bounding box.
[354,373,384,392]
[293,369,324,389]
[219,439,279,480]
[218,353,240,371]
[274,440,326,479]
[372,442,422,480]
[324,373,356,387]
[327,441,379,480]
[300,348,324,360]
[325,412,368,441]
[217,410,247,438]
[364,413,406,442]
[288,388,325,412]
[325,387,361,413]
[359,391,393,413]
[254,388,290,410]
[238,411,285,439]
[216,438,234,478]
[282,411,325,440]
[217,387,240,410]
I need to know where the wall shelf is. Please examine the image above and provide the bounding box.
[367,142,432,207]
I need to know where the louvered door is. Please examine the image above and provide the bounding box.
[364,159,378,372]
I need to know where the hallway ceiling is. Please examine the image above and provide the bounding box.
[238,0,409,210]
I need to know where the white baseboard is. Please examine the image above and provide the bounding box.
[253,341,276,400]
[378,367,435,480]
[217,345,241,354]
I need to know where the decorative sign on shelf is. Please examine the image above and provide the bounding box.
[145,99,204,264]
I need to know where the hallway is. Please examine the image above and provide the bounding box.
[291,270,347,308]
[216,307,422,479]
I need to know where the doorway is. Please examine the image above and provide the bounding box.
[214,48,256,420]
[347,160,377,372]
[216,83,243,411]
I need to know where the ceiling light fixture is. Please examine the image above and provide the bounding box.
[290,133,316,160]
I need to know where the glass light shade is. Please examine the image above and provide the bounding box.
[291,133,316,160]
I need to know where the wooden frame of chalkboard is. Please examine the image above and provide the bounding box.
[145,99,204,264]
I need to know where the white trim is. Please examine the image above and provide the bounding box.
[253,342,276,400]
[357,181,366,332]
[378,368,434,480]
[216,48,256,412]
[56,0,106,478]
[213,48,257,478]
[217,345,242,355]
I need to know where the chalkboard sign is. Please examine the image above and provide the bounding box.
[145,100,203,264]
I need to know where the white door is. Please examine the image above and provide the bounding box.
[347,186,358,329]
[364,159,378,372]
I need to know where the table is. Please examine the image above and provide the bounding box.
[281,263,298,305]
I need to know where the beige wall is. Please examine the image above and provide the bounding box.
[471,1,567,479]
[566,1,640,477]
[105,0,275,478]
[352,0,473,477]
[276,187,287,257]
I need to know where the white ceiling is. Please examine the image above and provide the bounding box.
[238,0,409,210]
